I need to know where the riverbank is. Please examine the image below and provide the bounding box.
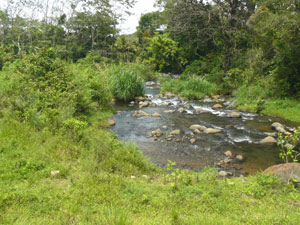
[160,77,300,124]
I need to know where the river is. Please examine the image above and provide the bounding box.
[112,81,297,176]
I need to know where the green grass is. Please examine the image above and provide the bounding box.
[160,76,217,100]
[1,116,300,224]
[0,54,299,224]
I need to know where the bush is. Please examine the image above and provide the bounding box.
[0,48,113,130]
[107,65,144,102]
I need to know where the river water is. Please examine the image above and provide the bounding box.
[112,82,298,176]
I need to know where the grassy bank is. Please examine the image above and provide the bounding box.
[1,118,300,224]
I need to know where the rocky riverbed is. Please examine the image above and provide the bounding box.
[112,81,298,176]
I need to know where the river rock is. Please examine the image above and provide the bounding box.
[225,125,234,129]
[276,126,291,135]
[189,124,207,131]
[164,110,176,113]
[227,112,242,118]
[194,129,201,134]
[204,128,222,134]
[162,125,168,129]
[190,138,196,144]
[260,136,277,144]
[264,163,300,184]
[139,101,149,108]
[236,155,244,161]
[184,104,192,109]
[135,96,145,101]
[129,101,135,106]
[133,110,150,117]
[271,122,284,129]
[212,104,223,109]
[150,103,157,107]
[203,97,213,103]
[153,129,163,137]
[107,118,116,126]
[195,108,211,113]
[171,129,181,135]
[218,171,228,177]
[152,112,160,117]
[178,107,186,113]
[224,151,233,157]
[146,81,156,86]
[165,92,176,99]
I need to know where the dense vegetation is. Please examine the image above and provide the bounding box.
[1,0,300,224]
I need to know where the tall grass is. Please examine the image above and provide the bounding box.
[107,64,145,102]
[160,75,217,99]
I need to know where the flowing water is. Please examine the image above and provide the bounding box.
[112,82,298,176]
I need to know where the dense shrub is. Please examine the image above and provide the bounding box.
[0,48,112,130]
[107,64,145,102]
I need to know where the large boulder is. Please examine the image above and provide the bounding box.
[264,163,300,184]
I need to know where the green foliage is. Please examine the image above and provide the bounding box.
[160,76,217,99]
[0,48,113,130]
[164,161,193,190]
[145,34,186,73]
[277,127,300,163]
[107,64,145,102]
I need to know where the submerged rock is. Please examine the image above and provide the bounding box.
[195,108,211,113]
[227,112,242,118]
[224,151,233,157]
[152,112,160,117]
[260,136,277,144]
[152,129,163,137]
[190,138,196,144]
[164,110,176,113]
[171,129,181,135]
[204,128,222,134]
[133,110,150,117]
[236,155,245,161]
